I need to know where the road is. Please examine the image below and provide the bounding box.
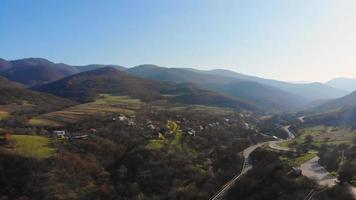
[268,140,294,152]
[209,141,269,200]
[298,116,305,123]
[210,125,296,200]
[282,125,295,139]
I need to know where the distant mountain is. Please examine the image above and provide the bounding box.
[0,58,126,86]
[127,64,237,85]
[0,58,79,86]
[0,76,74,109]
[326,77,356,92]
[75,64,126,72]
[127,65,309,111]
[211,81,306,111]
[204,69,347,101]
[311,91,356,112]
[34,67,258,111]
[303,91,356,127]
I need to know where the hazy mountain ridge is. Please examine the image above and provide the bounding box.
[33,67,258,111]
[127,65,345,111]
[303,91,356,127]
[203,69,347,101]
[0,57,349,113]
[326,77,356,92]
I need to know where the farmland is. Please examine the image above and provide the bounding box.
[28,95,142,127]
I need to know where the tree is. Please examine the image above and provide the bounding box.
[338,161,356,184]
[304,135,314,145]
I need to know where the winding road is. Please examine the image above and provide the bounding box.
[210,121,356,200]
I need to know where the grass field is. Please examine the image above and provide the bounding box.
[146,139,165,150]
[289,152,317,166]
[28,95,142,127]
[281,125,356,147]
[0,111,9,120]
[7,135,55,159]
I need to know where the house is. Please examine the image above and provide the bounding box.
[127,119,136,126]
[118,115,127,121]
[186,128,196,136]
[73,134,88,139]
[53,130,66,138]
[147,124,156,130]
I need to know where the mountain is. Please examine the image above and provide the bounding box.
[0,76,75,109]
[127,64,237,85]
[0,58,125,86]
[311,91,356,112]
[127,65,309,111]
[303,91,356,127]
[326,77,356,92]
[0,58,80,86]
[211,81,305,111]
[204,69,347,101]
[34,67,258,111]
[75,64,126,72]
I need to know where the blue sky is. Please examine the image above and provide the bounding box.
[1,0,356,82]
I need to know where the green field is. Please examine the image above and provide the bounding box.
[28,95,141,127]
[146,139,165,150]
[7,135,55,159]
[281,125,356,147]
[285,152,317,166]
[0,111,9,120]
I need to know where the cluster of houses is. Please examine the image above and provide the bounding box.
[113,114,136,126]
[52,130,89,140]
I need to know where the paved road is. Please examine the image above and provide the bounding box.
[282,125,295,139]
[298,116,305,123]
[209,141,269,200]
[268,140,294,151]
[210,126,296,200]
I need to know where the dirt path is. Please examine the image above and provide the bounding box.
[300,156,337,187]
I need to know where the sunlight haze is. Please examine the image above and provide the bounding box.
[1,0,356,82]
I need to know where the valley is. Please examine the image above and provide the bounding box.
[0,58,354,200]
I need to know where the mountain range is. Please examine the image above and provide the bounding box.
[33,67,258,112]
[0,58,353,113]
[0,58,125,86]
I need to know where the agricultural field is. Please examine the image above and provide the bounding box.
[2,135,55,159]
[28,95,142,127]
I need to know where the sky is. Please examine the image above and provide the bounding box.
[1,0,356,82]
